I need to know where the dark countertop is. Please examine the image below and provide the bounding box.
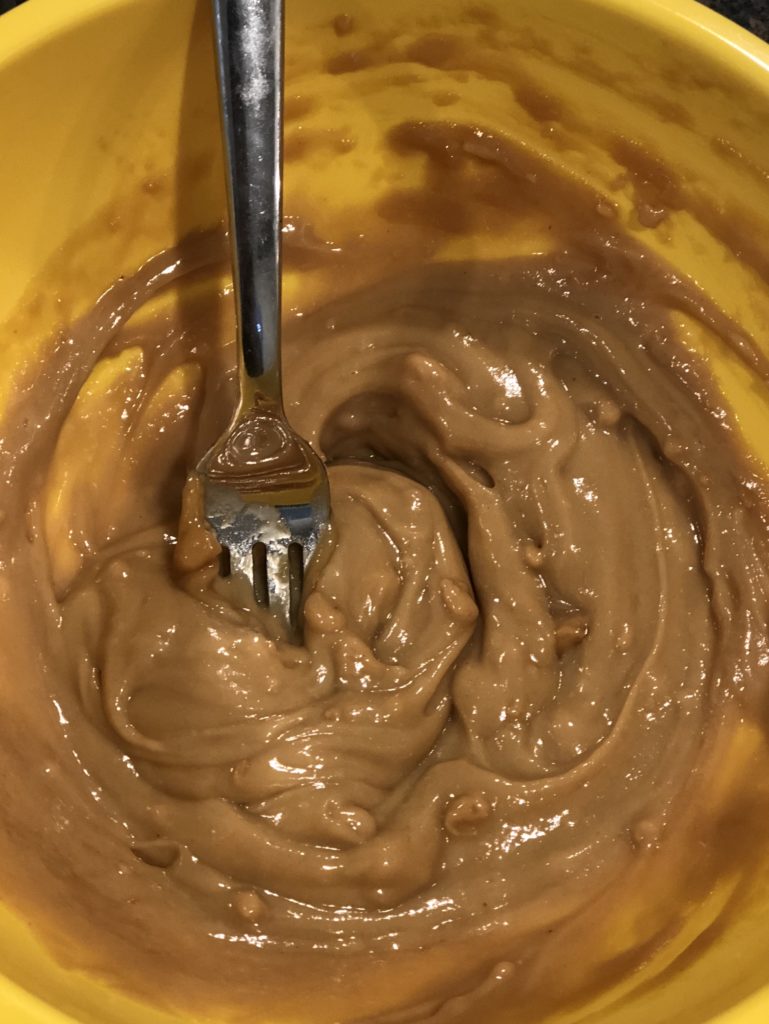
[704,0,769,38]
[0,0,767,37]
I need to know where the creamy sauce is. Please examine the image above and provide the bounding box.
[2,121,769,1023]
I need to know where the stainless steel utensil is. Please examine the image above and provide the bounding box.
[200,0,330,635]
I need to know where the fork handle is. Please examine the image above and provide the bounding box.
[210,0,284,407]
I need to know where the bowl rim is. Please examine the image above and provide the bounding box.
[1,0,769,78]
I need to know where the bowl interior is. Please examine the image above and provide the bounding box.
[1,0,769,1021]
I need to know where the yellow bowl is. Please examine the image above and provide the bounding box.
[2,0,769,1022]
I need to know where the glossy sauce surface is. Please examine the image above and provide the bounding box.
[2,121,769,1023]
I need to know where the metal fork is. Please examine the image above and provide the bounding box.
[199,0,330,635]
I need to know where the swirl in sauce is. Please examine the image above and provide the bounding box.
[1,122,769,1024]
